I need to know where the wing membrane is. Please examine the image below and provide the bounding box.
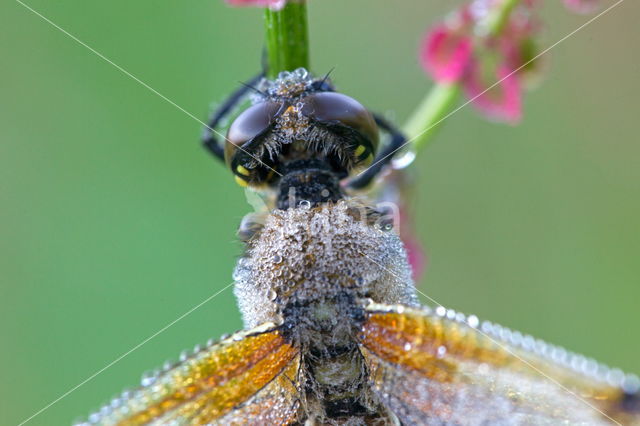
[78,323,301,425]
[359,303,639,425]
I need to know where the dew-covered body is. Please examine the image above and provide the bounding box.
[77,70,639,425]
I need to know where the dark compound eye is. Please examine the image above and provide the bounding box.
[225,101,284,186]
[300,92,379,161]
[226,101,284,149]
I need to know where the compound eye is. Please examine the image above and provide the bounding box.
[225,101,283,187]
[226,101,283,149]
[301,92,379,153]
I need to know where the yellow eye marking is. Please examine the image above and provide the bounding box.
[237,165,250,176]
[355,145,367,157]
[235,175,248,187]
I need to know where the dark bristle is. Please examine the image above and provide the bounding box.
[320,67,335,86]
[238,80,267,97]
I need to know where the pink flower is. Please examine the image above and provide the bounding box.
[500,19,547,90]
[562,0,601,14]
[419,2,546,124]
[225,0,287,10]
[420,24,473,83]
[463,62,522,124]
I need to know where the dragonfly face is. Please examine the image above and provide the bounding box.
[224,69,378,200]
[77,69,640,425]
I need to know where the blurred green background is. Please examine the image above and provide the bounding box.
[1,0,639,424]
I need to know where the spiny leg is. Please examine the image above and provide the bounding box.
[201,73,264,162]
[347,113,407,190]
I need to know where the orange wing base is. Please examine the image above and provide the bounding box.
[78,323,301,425]
[359,303,639,425]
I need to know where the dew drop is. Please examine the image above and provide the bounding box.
[298,200,311,209]
[361,297,373,306]
[404,342,412,351]
[437,345,447,358]
[293,67,309,79]
[585,359,598,376]
[232,267,243,281]
[392,149,416,170]
[268,289,277,301]
[467,315,479,328]
[273,254,283,264]
[140,370,157,387]
[110,396,123,409]
[607,368,625,386]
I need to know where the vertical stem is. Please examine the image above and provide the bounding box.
[264,1,310,78]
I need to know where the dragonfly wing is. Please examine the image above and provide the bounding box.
[358,303,639,425]
[78,322,301,426]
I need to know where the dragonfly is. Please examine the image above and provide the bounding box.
[77,68,640,425]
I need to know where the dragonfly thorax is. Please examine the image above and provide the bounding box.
[232,199,419,330]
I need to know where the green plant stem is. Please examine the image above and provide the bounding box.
[402,0,520,154]
[403,84,460,153]
[264,1,310,78]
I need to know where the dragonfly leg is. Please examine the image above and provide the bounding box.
[202,73,264,162]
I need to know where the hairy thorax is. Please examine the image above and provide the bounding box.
[233,199,418,329]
